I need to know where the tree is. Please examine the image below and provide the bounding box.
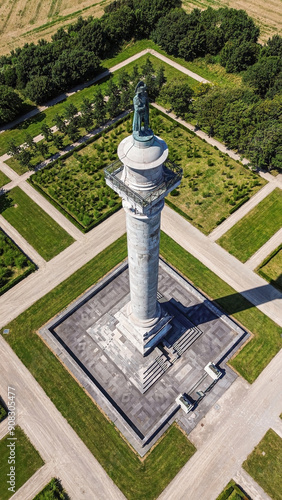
[64,103,78,122]
[24,75,56,104]
[160,82,193,117]
[53,134,64,150]
[53,114,66,133]
[36,141,49,158]
[66,121,79,142]
[40,123,52,141]
[92,89,106,124]
[7,139,20,157]
[243,56,282,97]
[141,57,154,76]
[152,8,190,56]
[24,133,36,150]
[220,40,259,72]
[106,80,121,117]
[0,85,25,125]
[17,149,32,168]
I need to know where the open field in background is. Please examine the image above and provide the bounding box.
[218,188,282,262]
[0,426,44,500]
[0,187,74,260]
[243,429,282,500]
[0,0,110,56]
[182,0,281,42]
[257,244,282,293]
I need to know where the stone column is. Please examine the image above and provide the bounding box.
[125,199,164,327]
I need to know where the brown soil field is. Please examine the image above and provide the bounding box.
[0,0,111,56]
[182,0,282,42]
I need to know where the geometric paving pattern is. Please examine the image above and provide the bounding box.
[41,259,249,455]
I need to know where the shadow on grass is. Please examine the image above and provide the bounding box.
[0,192,13,213]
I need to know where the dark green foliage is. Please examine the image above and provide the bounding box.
[243,56,282,97]
[0,85,25,124]
[160,82,193,117]
[0,400,7,422]
[152,6,259,62]
[24,75,55,104]
[216,479,250,499]
[34,478,69,500]
[0,229,35,295]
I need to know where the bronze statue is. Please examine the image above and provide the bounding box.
[132,81,150,137]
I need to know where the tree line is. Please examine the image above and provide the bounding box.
[0,0,269,119]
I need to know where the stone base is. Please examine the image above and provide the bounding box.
[115,302,173,356]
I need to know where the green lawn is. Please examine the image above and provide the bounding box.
[218,188,282,262]
[216,479,250,500]
[1,235,195,500]
[257,244,282,293]
[0,426,44,500]
[0,187,74,261]
[0,171,10,187]
[243,429,282,500]
[0,228,36,295]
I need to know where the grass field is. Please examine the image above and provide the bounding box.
[243,429,282,500]
[0,187,74,260]
[0,228,36,295]
[182,0,281,42]
[257,244,282,292]
[0,426,44,500]
[218,188,282,262]
[0,0,110,57]
[0,235,195,500]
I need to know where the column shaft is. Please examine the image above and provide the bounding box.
[126,208,162,325]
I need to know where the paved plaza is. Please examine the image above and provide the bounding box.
[40,259,249,455]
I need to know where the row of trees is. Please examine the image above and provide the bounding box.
[7,59,166,169]
[0,0,179,107]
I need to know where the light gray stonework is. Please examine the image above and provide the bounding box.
[105,127,181,352]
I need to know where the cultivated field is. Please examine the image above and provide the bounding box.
[0,0,110,56]
[182,0,282,42]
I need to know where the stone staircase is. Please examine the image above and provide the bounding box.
[172,326,203,356]
[142,353,171,393]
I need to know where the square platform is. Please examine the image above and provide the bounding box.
[39,259,249,456]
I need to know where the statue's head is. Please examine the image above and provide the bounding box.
[135,81,146,95]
